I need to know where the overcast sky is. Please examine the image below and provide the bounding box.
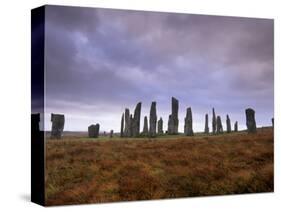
[44,5,274,132]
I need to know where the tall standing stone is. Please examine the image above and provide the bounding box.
[168,97,179,134]
[204,114,209,134]
[88,124,100,138]
[51,113,65,139]
[216,116,223,134]
[184,107,194,136]
[226,114,231,133]
[158,117,163,135]
[245,108,257,133]
[143,116,148,136]
[132,102,141,137]
[129,114,133,137]
[234,121,238,132]
[149,101,157,137]
[120,113,124,137]
[212,108,216,134]
[110,130,114,138]
[124,109,130,137]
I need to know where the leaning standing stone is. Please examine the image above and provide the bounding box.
[149,101,157,137]
[132,102,141,137]
[216,116,223,134]
[204,114,209,134]
[51,113,65,139]
[226,114,231,133]
[88,124,100,138]
[184,107,194,136]
[212,108,216,134]
[158,117,164,135]
[245,108,257,133]
[143,116,149,136]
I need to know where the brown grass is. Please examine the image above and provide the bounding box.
[45,128,273,206]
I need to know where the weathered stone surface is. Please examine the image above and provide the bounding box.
[168,97,179,134]
[120,113,124,137]
[216,116,223,134]
[212,108,216,134]
[143,116,148,136]
[129,114,133,137]
[110,130,114,138]
[272,118,274,128]
[204,114,209,134]
[158,118,163,135]
[88,123,100,138]
[226,115,231,133]
[184,107,194,136]
[245,108,257,133]
[124,108,130,137]
[149,102,157,137]
[132,102,142,137]
[31,113,40,134]
[51,113,65,139]
[234,121,238,132]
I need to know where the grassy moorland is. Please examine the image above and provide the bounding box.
[45,128,273,206]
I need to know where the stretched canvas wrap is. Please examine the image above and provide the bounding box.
[31,5,274,206]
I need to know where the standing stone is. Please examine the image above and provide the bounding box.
[234,121,238,132]
[184,107,194,136]
[149,101,157,137]
[143,116,149,136]
[124,109,130,137]
[245,108,257,133]
[158,118,164,135]
[168,97,179,134]
[110,130,114,138]
[88,124,100,138]
[226,114,231,133]
[129,114,133,137]
[120,113,124,137]
[216,116,223,134]
[204,114,209,134]
[51,113,65,139]
[272,118,274,128]
[212,108,216,134]
[132,102,141,137]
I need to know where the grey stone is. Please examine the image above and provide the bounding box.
[168,97,179,134]
[143,116,148,136]
[158,117,164,135]
[184,107,194,136]
[234,121,238,132]
[51,113,65,139]
[204,114,209,134]
[149,101,157,137]
[245,108,257,133]
[226,114,231,133]
[110,130,114,138]
[129,114,133,137]
[120,113,124,137]
[132,102,141,137]
[88,123,100,138]
[124,108,131,137]
[212,108,216,134]
[216,116,223,134]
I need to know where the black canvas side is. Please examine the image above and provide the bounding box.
[31,6,45,206]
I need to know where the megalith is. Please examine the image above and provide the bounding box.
[168,97,179,134]
[158,117,164,135]
[234,121,238,132]
[110,130,114,138]
[124,108,130,137]
[149,101,157,137]
[204,114,209,134]
[216,116,223,134]
[132,102,141,137]
[120,113,124,137]
[226,114,231,133]
[272,118,274,128]
[184,107,194,136]
[245,108,257,133]
[212,108,216,134]
[88,123,100,138]
[51,113,65,139]
[142,116,148,136]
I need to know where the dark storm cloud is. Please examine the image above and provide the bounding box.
[44,5,273,131]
